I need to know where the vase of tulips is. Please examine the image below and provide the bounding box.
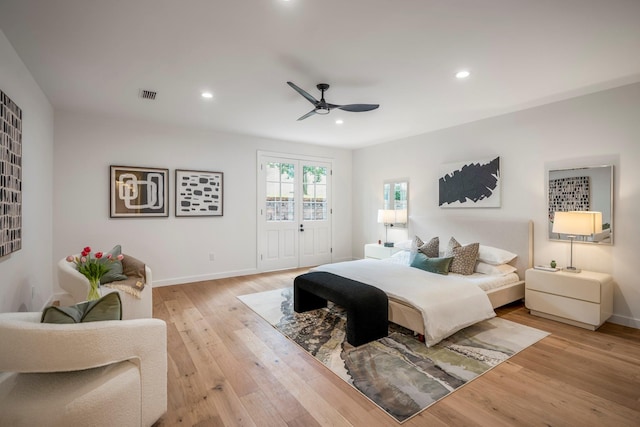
[66,246,124,301]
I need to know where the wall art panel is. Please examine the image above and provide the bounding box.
[439,156,501,208]
[175,169,223,217]
[0,90,22,257]
[110,165,169,218]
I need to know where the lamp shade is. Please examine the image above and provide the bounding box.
[377,209,397,224]
[552,211,602,236]
[395,209,408,224]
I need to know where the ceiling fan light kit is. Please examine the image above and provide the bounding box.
[287,81,379,121]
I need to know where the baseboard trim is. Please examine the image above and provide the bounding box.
[608,314,640,329]
[153,268,259,287]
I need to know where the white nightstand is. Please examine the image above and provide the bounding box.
[364,243,403,260]
[525,268,613,330]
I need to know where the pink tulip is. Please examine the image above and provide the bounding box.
[66,255,74,262]
[116,254,124,261]
[106,254,113,260]
[95,252,103,259]
[81,257,87,263]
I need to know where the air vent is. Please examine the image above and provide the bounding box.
[139,89,157,100]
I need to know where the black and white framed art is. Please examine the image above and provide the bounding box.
[1,90,22,257]
[110,165,169,218]
[175,169,223,217]
[439,156,501,208]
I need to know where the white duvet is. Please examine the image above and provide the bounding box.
[311,259,496,346]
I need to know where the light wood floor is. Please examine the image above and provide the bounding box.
[152,269,640,427]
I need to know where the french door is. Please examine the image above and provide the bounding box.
[257,153,332,272]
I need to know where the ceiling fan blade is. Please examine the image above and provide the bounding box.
[287,81,319,106]
[297,109,317,121]
[336,104,380,112]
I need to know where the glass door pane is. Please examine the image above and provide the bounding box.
[302,165,328,221]
[265,162,295,222]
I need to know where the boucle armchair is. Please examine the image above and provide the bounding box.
[0,312,167,427]
[58,253,153,320]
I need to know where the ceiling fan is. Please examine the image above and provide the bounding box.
[287,81,379,121]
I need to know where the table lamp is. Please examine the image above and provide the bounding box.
[552,211,602,273]
[377,209,397,247]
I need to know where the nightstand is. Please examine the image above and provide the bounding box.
[525,268,613,330]
[364,243,403,260]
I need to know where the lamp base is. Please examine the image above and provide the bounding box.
[383,242,394,247]
[563,266,581,273]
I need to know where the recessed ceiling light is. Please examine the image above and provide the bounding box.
[335,119,344,125]
[201,92,213,99]
[455,70,470,79]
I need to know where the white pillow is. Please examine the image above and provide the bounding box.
[394,239,413,251]
[477,245,517,265]
[475,261,517,276]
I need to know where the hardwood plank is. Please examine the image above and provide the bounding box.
[153,269,640,426]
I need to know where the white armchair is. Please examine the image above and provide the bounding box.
[0,312,167,427]
[58,254,153,320]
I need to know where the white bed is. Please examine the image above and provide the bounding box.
[313,217,533,345]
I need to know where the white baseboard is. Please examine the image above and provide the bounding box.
[608,314,640,329]
[153,268,259,287]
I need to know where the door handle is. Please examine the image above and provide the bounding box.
[299,224,304,232]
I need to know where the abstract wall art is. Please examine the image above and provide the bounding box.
[110,165,169,218]
[0,90,22,257]
[175,169,223,217]
[439,156,501,208]
[548,176,590,222]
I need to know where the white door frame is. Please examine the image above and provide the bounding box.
[257,151,333,272]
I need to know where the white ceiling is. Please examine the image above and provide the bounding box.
[1,0,639,149]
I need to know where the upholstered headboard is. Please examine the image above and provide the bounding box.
[410,217,533,279]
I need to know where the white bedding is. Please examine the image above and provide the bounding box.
[384,251,520,291]
[311,259,496,346]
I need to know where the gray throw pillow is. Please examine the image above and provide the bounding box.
[100,245,128,284]
[410,252,453,275]
[41,293,122,324]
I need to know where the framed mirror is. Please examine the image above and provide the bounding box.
[548,165,613,245]
[383,179,408,228]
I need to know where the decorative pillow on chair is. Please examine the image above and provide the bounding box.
[100,245,128,284]
[121,254,146,282]
[41,293,122,324]
[410,252,453,275]
[444,237,479,275]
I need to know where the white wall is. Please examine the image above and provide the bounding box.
[0,29,54,312]
[353,82,640,328]
[53,111,352,291]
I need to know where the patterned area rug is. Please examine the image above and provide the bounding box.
[238,288,548,423]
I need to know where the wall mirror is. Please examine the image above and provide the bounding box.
[383,180,408,228]
[548,165,613,245]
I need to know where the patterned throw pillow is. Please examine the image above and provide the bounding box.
[417,236,439,258]
[444,237,479,275]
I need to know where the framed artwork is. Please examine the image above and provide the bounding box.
[0,90,22,257]
[110,165,169,218]
[439,156,501,208]
[175,169,223,217]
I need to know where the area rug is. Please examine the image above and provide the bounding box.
[238,288,548,423]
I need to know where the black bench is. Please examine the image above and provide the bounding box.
[293,271,389,346]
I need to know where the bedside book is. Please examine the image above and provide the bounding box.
[533,265,560,272]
